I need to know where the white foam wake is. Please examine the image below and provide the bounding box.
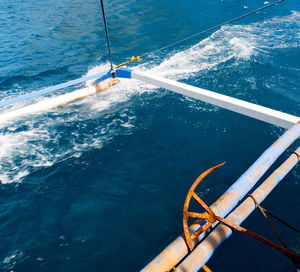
[0,11,298,183]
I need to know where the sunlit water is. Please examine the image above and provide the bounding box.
[0,0,299,271]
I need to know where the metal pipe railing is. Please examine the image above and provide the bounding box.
[141,122,300,272]
[177,146,300,271]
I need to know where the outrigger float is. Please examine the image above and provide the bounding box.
[0,65,299,128]
[1,64,299,271]
[1,0,299,270]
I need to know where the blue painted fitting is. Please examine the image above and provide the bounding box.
[93,71,113,84]
[115,67,132,78]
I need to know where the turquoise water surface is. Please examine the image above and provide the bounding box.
[0,0,299,271]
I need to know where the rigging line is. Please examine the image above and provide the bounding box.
[141,0,285,59]
[99,0,113,69]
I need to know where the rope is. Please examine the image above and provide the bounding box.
[141,0,285,59]
[248,194,288,248]
[183,164,300,267]
[292,151,300,160]
[263,209,300,234]
[99,0,113,69]
[248,194,300,269]
[248,194,300,232]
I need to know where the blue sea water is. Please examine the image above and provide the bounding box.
[0,0,300,271]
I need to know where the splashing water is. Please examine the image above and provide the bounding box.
[0,11,299,184]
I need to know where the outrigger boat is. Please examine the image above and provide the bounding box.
[0,0,299,271]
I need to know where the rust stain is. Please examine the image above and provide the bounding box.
[272,137,282,147]
[95,78,119,92]
[245,175,253,182]
[255,165,261,178]
[213,192,231,206]
[202,265,212,272]
[286,130,295,135]
[183,165,300,265]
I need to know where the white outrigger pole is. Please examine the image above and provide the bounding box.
[1,0,294,127]
[0,71,117,122]
[0,67,299,128]
[1,0,298,269]
[130,69,299,129]
[1,66,299,271]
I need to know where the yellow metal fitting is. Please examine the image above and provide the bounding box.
[114,56,142,69]
[130,56,142,62]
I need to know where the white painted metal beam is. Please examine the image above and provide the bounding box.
[132,70,299,129]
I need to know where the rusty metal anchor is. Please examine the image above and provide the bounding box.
[183,163,300,266]
[183,162,225,251]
